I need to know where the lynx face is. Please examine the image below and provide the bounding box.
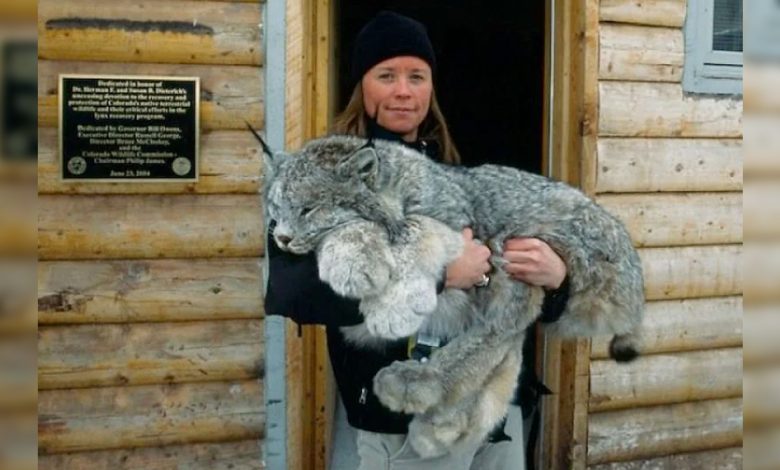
[265,156,366,254]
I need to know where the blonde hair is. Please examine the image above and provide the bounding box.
[332,83,461,165]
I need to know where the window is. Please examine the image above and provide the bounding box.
[683,0,743,95]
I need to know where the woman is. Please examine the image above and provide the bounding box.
[265,11,568,469]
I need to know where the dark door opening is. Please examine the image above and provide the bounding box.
[336,1,546,173]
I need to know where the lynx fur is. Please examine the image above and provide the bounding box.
[261,134,644,457]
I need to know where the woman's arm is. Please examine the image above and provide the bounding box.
[442,228,492,289]
[503,237,570,322]
[264,229,363,327]
[502,238,566,289]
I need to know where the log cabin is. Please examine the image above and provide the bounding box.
[37,0,745,468]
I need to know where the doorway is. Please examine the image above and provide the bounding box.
[330,2,549,468]
[336,1,546,172]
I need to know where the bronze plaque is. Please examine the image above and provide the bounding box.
[59,74,200,181]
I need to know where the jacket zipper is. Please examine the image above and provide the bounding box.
[359,387,368,404]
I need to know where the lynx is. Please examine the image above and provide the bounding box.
[259,133,644,457]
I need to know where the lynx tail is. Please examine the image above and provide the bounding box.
[608,333,640,362]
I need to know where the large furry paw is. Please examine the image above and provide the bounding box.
[318,254,390,299]
[407,407,470,458]
[373,360,445,414]
[363,308,425,339]
[402,276,438,315]
[359,277,436,339]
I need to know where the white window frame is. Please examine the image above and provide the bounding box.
[683,0,743,95]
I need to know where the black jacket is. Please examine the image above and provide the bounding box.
[264,126,569,434]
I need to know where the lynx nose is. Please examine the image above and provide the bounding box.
[276,234,292,247]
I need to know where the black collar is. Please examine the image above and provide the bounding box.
[366,117,439,159]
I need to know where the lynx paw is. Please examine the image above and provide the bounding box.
[403,277,438,315]
[318,255,390,299]
[373,360,444,414]
[362,307,425,339]
[408,408,470,458]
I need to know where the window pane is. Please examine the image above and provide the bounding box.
[713,0,743,52]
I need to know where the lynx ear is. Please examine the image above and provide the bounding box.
[337,147,378,187]
[246,121,274,156]
[246,121,280,183]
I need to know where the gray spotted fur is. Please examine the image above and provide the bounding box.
[262,135,644,457]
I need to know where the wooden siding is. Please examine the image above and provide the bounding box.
[38,1,263,65]
[596,138,742,193]
[38,380,264,454]
[38,259,263,324]
[597,193,741,247]
[599,24,683,82]
[588,398,743,464]
[588,447,742,470]
[38,127,263,194]
[38,194,264,259]
[599,82,742,138]
[39,319,264,389]
[39,440,264,470]
[590,348,743,411]
[38,60,264,130]
[585,0,743,467]
[36,0,266,465]
[600,0,686,27]
[591,297,742,358]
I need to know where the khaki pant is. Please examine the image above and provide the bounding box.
[355,406,526,470]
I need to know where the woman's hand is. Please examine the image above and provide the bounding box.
[502,238,566,289]
[444,228,492,289]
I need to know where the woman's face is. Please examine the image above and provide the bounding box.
[361,56,433,142]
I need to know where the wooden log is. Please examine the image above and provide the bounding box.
[744,367,780,428]
[639,245,742,300]
[38,380,264,454]
[38,128,263,194]
[597,193,742,247]
[39,319,264,389]
[591,297,743,358]
[600,24,683,82]
[37,258,263,324]
[587,398,743,464]
[596,138,742,193]
[745,305,780,366]
[590,348,743,412]
[600,0,686,27]
[39,440,264,470]
[38,0,262,66]
[599,82,742,138]
[38,194,264,260]
[38,60,263,130]
[588,447,742,470]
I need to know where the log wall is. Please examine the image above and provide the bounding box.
[36,0,265,467]
[584,0,743,466]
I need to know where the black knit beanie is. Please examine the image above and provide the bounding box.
[351,11,436,86]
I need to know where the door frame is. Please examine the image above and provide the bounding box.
[539,0,598,468]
